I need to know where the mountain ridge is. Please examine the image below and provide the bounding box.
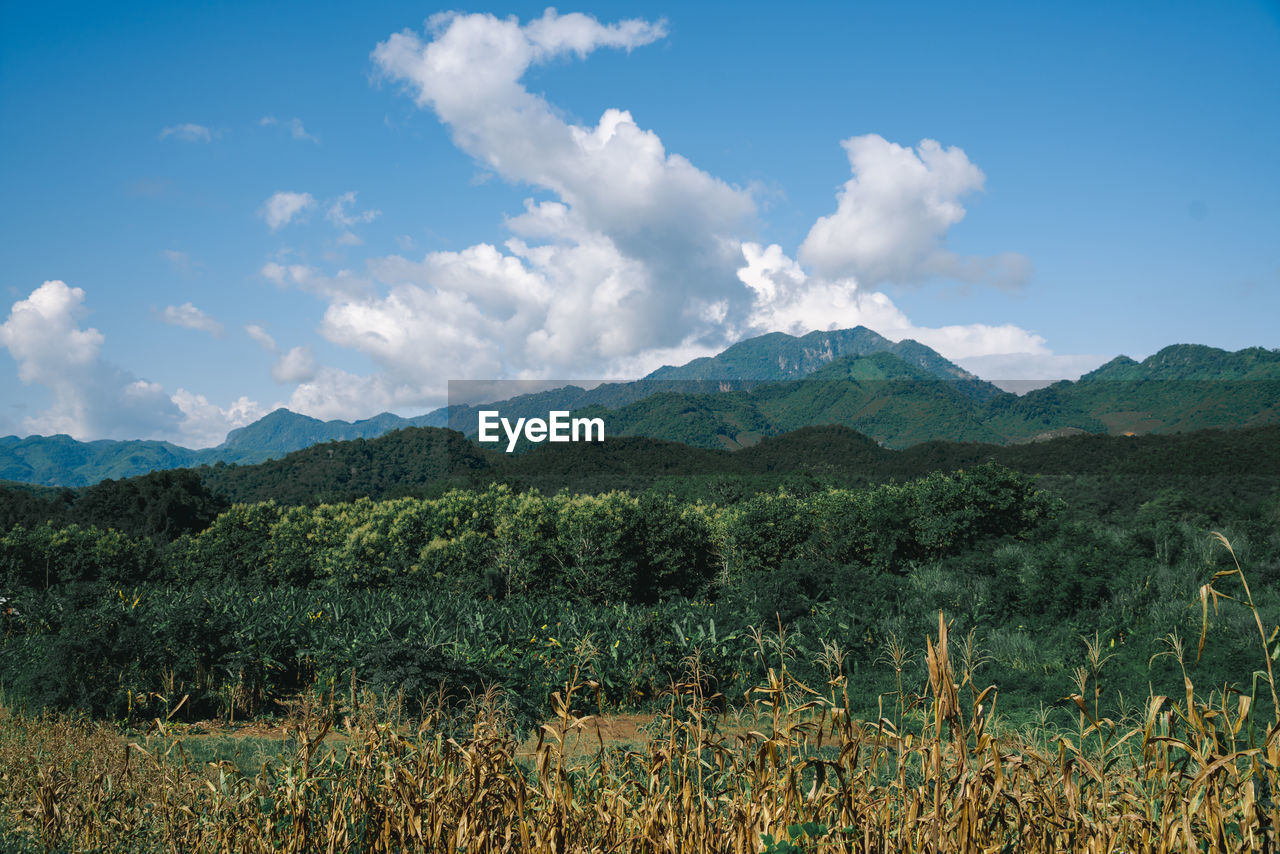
[1,331,1275,486]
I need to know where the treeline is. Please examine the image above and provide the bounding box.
[2,423,1277,536]
[2,460,1278,730]
[0,464,1047,602]
[0,469,225,542]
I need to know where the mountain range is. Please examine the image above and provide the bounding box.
[1,327,1277,486]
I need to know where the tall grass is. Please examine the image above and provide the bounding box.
[1,535,1277,852]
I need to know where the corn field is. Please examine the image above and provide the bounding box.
[3,586,1280,853]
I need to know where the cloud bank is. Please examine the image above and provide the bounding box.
[263,9,1050,418]
[7,10,1088,441]
[0,281,264,446]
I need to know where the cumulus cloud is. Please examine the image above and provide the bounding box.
[271,345,318,384]
[270,10,1061,420]
[260,191,316,230]
[369,9,753,362]
[257,9,745,416]
[159,123,213,142]
[160,302,224,336]
[0,281,104,385]
[171,390,268,448]
[243,322,322,391]
[286,368,403,421]
[737,242,1047,360]
[0,281,182,439]
[0,281,262,445]
[259,115,319,142]
[799,135,1031,289]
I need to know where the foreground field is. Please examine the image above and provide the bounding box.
[2,612,1278,854]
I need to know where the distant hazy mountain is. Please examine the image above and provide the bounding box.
[216,408,445,464]
[0,410,444,487]
[1,333,1275,486]
[0,434,202,487]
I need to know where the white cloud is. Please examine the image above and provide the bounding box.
[737,242,1047,361]
[159,123,212,143]
[0,281,265,445]
[0,281,104,385]
[271,345,318,384]
[259,115,319,143]
[259,259,370,299]
[279,8,753,407]
[161,302,224,336]
[172,390,269,448]
[0,281,182,440]
[738,242,911,339]
[327,191,380,229]
[260,260,317,287]
[286,368,402,421]
[265,11,1068,422]
[371,10,752,359]
[259,191,316,230]
[245,324,277,351]
[799,135,1031,289]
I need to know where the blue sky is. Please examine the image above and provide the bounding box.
[1,1,1277,446]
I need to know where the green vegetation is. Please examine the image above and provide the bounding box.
[1,433,1276,740]
[3,553,1280,852]
[1,413,1279,852]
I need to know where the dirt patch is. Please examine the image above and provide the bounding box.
[513,711,657,760]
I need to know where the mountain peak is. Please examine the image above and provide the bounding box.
[1079,355,1139,382]
[642,326,977,388]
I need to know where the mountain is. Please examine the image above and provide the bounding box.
[563,352,1005,450]
[430,327,1003,439]
[215,408,442,464]
[0,327,996,486]
[549,343,1280,451]
[0,434,202,487]
[1,333,1276,487]
[645,327,1003,400]
[986,344,1280,438]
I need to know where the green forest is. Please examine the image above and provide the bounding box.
[1,423,1278,737]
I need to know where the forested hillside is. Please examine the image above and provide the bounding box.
[0,421,1277,734]
[2,423,1277,528]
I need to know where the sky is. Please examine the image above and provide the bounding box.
[1,1,1277,447]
